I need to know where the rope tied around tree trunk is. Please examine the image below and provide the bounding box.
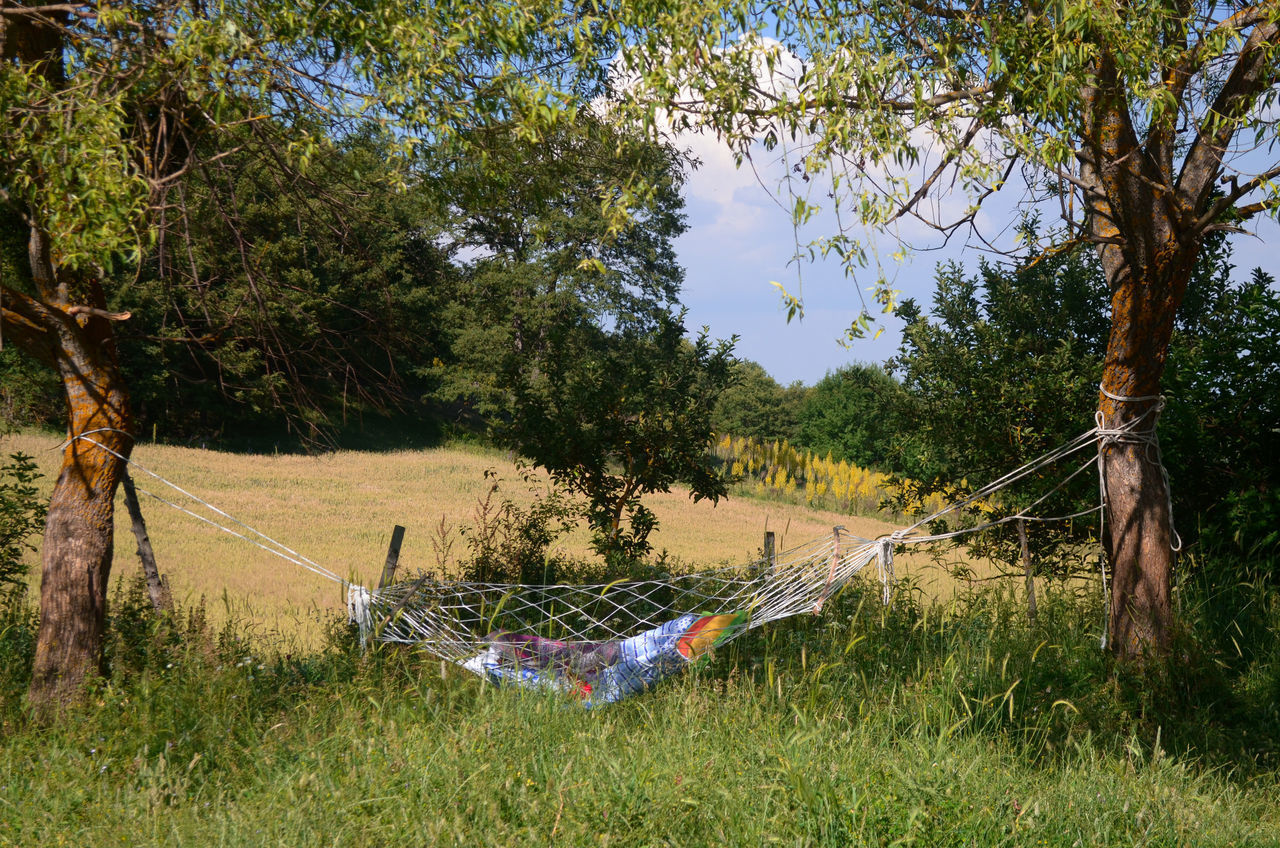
[1093,388,1183,650]
[1093,388,1182,553]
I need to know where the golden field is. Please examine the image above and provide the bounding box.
[4,431,991,646]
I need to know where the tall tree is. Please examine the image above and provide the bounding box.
[616,0,1280,658]
[503,314,734,560]
[795,363,909,472]
[112,129,453,446]
[433,117,735,558]
[430,116,690,422]
[0,0,613,708]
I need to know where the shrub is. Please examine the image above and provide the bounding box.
[456,468,580,585]
[0,452,45,587]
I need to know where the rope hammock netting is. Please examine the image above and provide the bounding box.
[349,531,886,704]
[68,395,1172,706]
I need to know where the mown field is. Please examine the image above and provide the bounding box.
[3,431,983,647]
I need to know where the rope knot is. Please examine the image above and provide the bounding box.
[1095,387,1182,553]
[347,585,374,648]
[876,538,896,605]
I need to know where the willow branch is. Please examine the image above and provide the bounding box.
[1177,16,1280,206]
[0,284,59,366]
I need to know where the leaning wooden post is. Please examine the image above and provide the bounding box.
[379,525,406,590]
[763,531,776,568]
[1018,518,1037,624]
[121,469,172,614]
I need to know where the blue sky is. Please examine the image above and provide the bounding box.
[671,135,1280,387]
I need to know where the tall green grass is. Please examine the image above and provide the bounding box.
[1,573,1277,847]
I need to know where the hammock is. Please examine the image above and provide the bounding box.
[346,531,891,705]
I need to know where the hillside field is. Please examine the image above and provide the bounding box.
[4,432,994,646]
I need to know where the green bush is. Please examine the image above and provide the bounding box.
[455,469,581,585]
[0,452,45,587]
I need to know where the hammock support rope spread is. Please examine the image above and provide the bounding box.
[70,399,1174,705]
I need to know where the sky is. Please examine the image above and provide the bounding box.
[672,134,953,386]
[640,24,1280,390]
[669,129,1280,387]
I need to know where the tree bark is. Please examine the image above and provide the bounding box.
[25,229,135,711]
[1078,46,1196,661]
[1096,260,1186,659]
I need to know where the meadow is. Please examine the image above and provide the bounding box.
[2,432,1278,846]
[2,431,978,647]
[1,570,1277,846]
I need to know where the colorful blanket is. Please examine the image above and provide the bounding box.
[460,611,745,705]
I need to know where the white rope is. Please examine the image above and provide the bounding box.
[898,454,1104,545]
[812,526,844,614]
[125,481,347,584]
[877,538,894,605]
[890,427,1102,544]
[372,532,888,658]
[1094,389,1182,552]
[347,585,374,647]
[71,434,347,586]
[1094,388,1183,648]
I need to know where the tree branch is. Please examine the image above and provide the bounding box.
[0,4,85,16]
[887,118,983,225]
[66,305,132,321]
[1172,3,1273,100]
[0,284,59,366]
[1177,14,1280,215]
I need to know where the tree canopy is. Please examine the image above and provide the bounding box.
[711,359,807,444]
[0,0,623,708]
[612,0,1280,657]
[890,231,1280,580]
[104,128,454,445]
[431,116,735,559]
[794,363,909,473]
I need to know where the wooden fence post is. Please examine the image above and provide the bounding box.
[763,531,776,567]
[121,469,172,614]
[1018,518,1037,624]
[379,524,406,589]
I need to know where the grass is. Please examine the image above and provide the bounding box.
[2,431,990,647]
[0,577,1277,846]
[5,430,1276,845]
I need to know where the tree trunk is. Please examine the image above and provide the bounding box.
[122,470,172,614]
[1096,255,1189,660]
[1079,49,1196,661]
[26,229,135,711]
[0,0,133,711]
